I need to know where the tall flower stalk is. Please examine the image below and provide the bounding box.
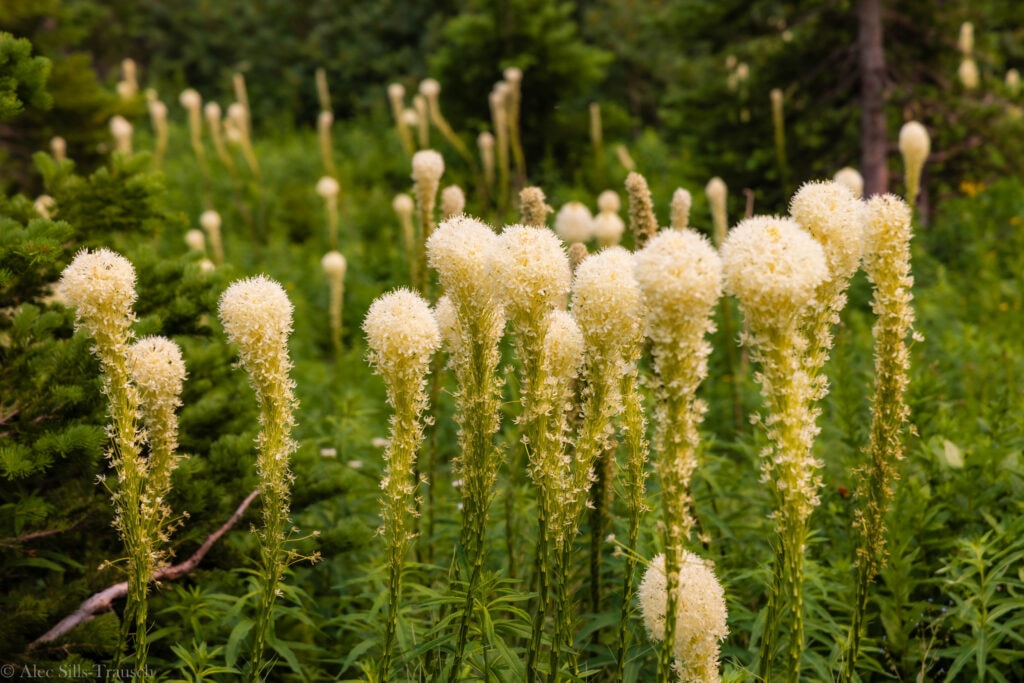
[721,217,829,682]
[59,249,152,678]
[569,247,645,673]
[426,217,506,680]
[843,195,916,680]
[363,289,441,680]
[633,230,723,679]
[218,276,298,683]
[489,225,573,683]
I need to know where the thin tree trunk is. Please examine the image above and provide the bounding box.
[859,0,888,196]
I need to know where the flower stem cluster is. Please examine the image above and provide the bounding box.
[60,250,187,681]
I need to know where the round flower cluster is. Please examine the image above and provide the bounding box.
[638,553,729,683]
[721,216,828,327]
[412,150,445,183]
[427,216,499,309]
[571,247,643,353]
[789,180,865,281]
[128,336,186,412]
[489,225,571,325]
[555,201,595,244]
[541,309,585,380]
[321,251,347,278]
[59,248,138,337]
[316,176,340,199]
[633,230,722,346]
[363,288,440,383]
[218,275,294,396]
[440,185,466,218]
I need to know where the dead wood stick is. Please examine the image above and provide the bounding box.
[29,489,259,649]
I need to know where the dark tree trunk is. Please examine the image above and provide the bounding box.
[858,0,889,196]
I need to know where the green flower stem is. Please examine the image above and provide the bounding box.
[379,390,422,681]
[756,331,819,683]
[247,387,293,683]
[94,333,151,681]
[615,374,648,681]
[448,305,504,681]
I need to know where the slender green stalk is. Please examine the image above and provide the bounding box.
[615,374,648,681]
[844,195,915,681]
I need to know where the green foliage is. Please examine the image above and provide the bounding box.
[0,31,50,122]
[430,0,612,169]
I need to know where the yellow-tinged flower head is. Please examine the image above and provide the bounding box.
[426,215,499,309]
[316,176,340,199]
[363,288,440,382]
[478,131,495,149]
[862,194,913,279]
[185,229,206,252]
[625,172,658,248]
[594,211,625,248]
[59,248,138,335]
[597,190,620,213]
[218,275,294,397]
[203,101,221,124]
[572,246,644,353]
[321,250,347,279]
[412,150,445,184]
[705,177,728,246]
[490,224,571,324]
[540,309,584,381]
[721,216,828,327]
[392,193,414,217]
[419,78,441,98]
[128,336,186,415]
[520,186,553,227]
[109,115,133,153]
[433,295,462,357]
[200,210,221,233]
[51,136,66,161]
[179,88,201,111]
[149,100,168,123]
[555,201,595,244]
[833,167,864,198]
[387,82,405,102]
[959,58,980,90]
[789,180,865,281]
[633,230,722,346]
[638,553,729,683]
[958,21,974,55]
[34,195,55,219]
[898,121,930,206]
[670,188,692,230]
[503,67,523,85]
[440,185,466,219]
[1007,69,1021,96]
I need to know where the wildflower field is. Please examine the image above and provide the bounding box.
[2,3,1023,682]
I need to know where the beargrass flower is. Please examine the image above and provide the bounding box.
[555,201,595,244]
[638,553,728,683]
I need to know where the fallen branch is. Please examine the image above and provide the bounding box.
[29,489,259,649]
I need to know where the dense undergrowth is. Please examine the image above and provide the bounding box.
[1,69,1022,682]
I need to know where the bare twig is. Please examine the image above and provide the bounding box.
[29,489,259,649]
[1,521,81,546]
